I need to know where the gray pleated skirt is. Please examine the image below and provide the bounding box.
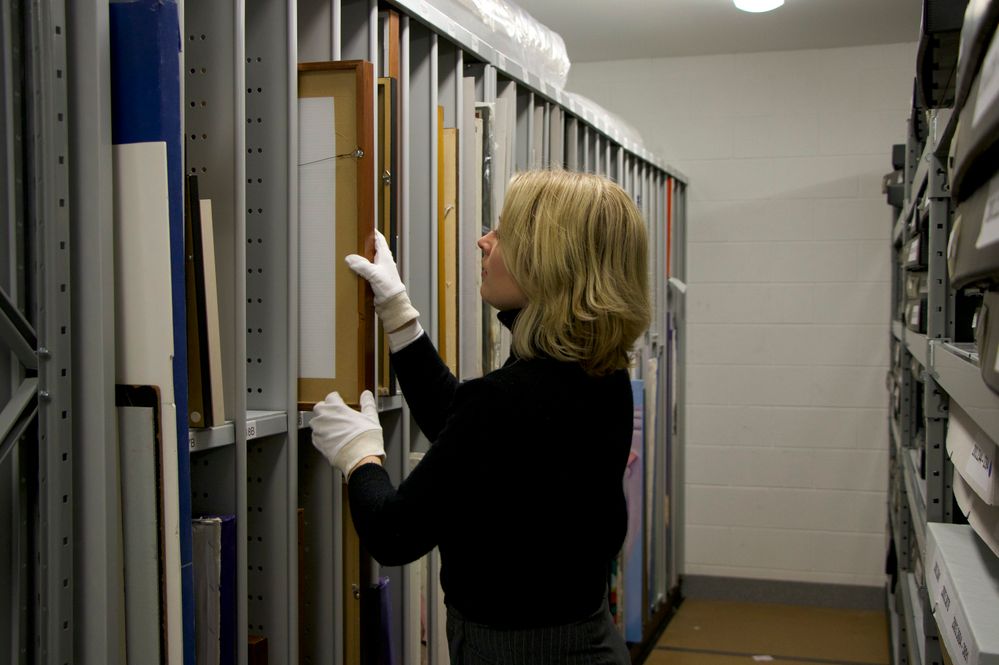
[445,599,630,665]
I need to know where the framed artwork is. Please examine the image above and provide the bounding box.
[377,77,399,395]
[297,60,375,410]
[438,113,459,375]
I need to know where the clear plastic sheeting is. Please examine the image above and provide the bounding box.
[563,91,646,151]
[420,0,571,89]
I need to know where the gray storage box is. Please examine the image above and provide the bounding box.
[955,0,999,110]
[948,169,999,288]
[974,290,999,393]
[951,48,999,203]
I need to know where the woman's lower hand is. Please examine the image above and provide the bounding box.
[311,390,386,478]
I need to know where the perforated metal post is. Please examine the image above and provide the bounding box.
[924,153,950,524]
[184,3,249,663]
[20,0,74,662]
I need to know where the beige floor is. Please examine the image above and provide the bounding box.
[645,599,890,665]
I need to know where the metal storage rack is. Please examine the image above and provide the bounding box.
[3,0,688,663]
[886,3,999,665]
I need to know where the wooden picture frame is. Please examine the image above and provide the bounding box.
[297,60,376,410]
[377,77,399,396]
[439,117,459,375]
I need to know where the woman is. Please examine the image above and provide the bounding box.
[311,169,650,664]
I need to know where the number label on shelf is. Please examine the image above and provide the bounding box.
[189,431,196,450]
[246,421,257,440]
[298,412,305,429]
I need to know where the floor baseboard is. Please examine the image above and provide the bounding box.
[681,575,885,610]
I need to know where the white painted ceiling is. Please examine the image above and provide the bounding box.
[511,0,922,63]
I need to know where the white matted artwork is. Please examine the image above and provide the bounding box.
[298,96,336,378]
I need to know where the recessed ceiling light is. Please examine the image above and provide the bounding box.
[734,0,784,12]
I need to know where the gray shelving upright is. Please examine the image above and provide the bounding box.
[1,0,75,663]
[66,0,123,662]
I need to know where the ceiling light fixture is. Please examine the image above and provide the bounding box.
[734,0,784,12]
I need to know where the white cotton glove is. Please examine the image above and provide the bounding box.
[311,390,385,478]
[345,231,420,332]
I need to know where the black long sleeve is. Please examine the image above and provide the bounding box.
[390,332,459,441]
[347,328,634,628]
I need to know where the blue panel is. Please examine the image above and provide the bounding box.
[625,380,644,643]
[109,3,194,664]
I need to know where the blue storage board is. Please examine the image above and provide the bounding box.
[625,380,645,643]
[109,2,194,663]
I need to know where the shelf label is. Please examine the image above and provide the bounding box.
[189,431,196,449]
[298,411,305,428]
[246,420,257,440]
[951,615,971,663]
[965,442,995,494]
[974,176,999,249]
[973,29,999,129]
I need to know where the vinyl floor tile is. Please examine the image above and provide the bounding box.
[652,599,889,665]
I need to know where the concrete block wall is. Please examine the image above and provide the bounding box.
[569,42,915,586]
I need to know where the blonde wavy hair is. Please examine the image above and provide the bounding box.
[499,170,650,376]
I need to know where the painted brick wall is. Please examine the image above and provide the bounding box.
[570,43,916,586]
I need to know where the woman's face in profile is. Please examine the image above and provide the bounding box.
[477,227,527,311]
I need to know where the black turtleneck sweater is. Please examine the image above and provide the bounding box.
[347,311,634,628]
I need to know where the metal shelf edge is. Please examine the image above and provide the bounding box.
[901,571,923,665]
[190,409,289,452]
[932,342,999,449]
[294,394,403,434]
[190,421,235,453]
[904,447,928,562]
[907,331,929,369]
